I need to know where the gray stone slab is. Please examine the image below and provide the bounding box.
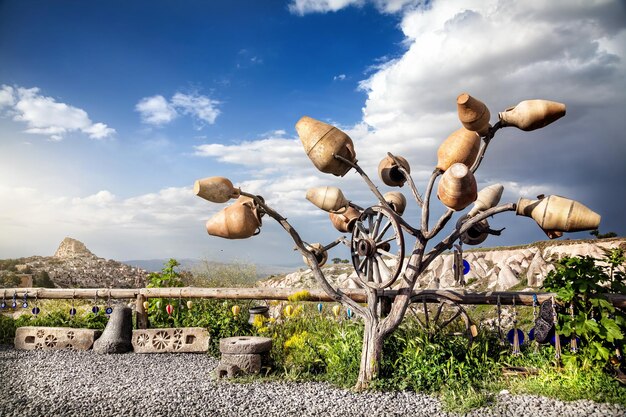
[132,328,209,353]
[14,326,101,351]
[219,336,272,354]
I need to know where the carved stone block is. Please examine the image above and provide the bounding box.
[219,336,272,354]
[131,328,210,353]
[220,353,262,374]
[14,326,101,351]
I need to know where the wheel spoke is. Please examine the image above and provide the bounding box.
[377,248,399,260]
[356,221,370,238]
[438,309,462,331]
[358,256,367,272]
[377,236,396,247]
[372,211,383,237]
[422,297,430,330]
[432,302,445,326]
[375,220,392,241]
[375,254,392,278]
[367,257,374,282]
[373,258,382,284]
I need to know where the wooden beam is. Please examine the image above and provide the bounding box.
[3,287,625,308]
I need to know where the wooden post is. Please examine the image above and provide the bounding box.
[136,294,148,330]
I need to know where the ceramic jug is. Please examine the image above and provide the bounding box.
[457,93,491,136]
[194,177,239,203]
[436,127,481,171]
[499,100,566,131]
[384,191,407,216]
[205,200,262,239]
[296,116,356,177]
[516,195,600,234]
[467,184,504,218]
[306,186,349,213]
[329,206,361,233]
[302,243,328,268]
[437,163,477,211]
[459,218,491,246]
[378,155,411,187]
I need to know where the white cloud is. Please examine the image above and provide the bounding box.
[0,85,115,141]
[135,95,178,125]
[136,92,221,128]
[288,0,420,15]
[333,74,347,81]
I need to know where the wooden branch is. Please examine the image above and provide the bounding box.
[421,169,443,233]
[387,152,424,208]
[4,287,625,308]
[470,121,502,173]
[425,209,453,240]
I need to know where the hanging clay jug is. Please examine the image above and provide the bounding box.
[459,218,491,246]
[306,186,349,213]
[436,127,481,171]
[437,163,477,211]
[329,207,361,233]
[384,191,407,216]
[467,184,504,218]
[205,200,262,239]
[499,99,566,131]
[457,93,491,136]
[302,243,328,268]
[296,116,356,177]
[378,155,410,187]
[516,195,600,234]
[194,177,240,203]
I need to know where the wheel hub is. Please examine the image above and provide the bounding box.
[357,238,377,257]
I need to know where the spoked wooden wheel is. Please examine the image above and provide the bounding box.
[351,205,404,289]
[409,294,475,345]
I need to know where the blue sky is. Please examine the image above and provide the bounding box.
[1,0,625,266]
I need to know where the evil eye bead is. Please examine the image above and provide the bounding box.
[92,306,100,314]
[105,307,113,315]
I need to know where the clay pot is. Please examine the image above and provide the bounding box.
[437,163,477,211]
[459,218,490,246]
[296,116,356,177]
[329,207,361,233]
[467,184,504,218]
[194,177,240,203]
[516,195,600,235]
[384,191,407,216]
[306,186,349,213]
[499,100,566,131]
[436,127,481,171]
[205,200,262,239]
[378,155,410,187]
[302,243,328,268]
[457,93,491,136]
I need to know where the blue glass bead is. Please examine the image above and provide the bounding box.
[22,302,28,308]
[92,306,100,314]
[32,307,40,315]
[528,328,535,341]
[1,302,6,309]
[105,307,113,315]
[507,328,525,346]
[69,308,77,316]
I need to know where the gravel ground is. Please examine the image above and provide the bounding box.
[0,346,624,417]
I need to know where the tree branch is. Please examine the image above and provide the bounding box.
[421,169,443,233]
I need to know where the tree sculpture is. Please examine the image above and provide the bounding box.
[194,93,601,389]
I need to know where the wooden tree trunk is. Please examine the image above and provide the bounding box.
[355,315,384,390]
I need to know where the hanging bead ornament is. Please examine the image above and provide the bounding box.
[143,301,150,310]
[92,292,100,314]
[231,305,241,316]
[507,298,523,355]
[166,303,174,315]
[22,291,29,308]
[69,292,77,317]
[187,300,193,310]
[317,303,323,313]
[284,305,294,317]
[105,291,113,315]
[552,296,561,360]
[11,292,17,309]
[346,308,353,320]
[332,305,341,317]
[1,291,7,309]
[569,302,578,353]
[32,293,40,316]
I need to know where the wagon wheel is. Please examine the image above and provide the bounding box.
[409,294,475,345]
[351,205,404,289]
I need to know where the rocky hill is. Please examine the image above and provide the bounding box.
[258,238,626,291]
[10,237,148,288]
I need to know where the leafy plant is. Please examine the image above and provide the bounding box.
[543,249,626,365]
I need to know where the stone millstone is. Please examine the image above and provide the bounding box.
[93,305,133,354]
[14,326,101,351]
[219,336,272,354]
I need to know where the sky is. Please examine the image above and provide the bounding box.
[1,0,625,267]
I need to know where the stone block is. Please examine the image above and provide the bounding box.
[219,336,272,354]
[132,328,209,353]
[15,326,101,351]
[220,353,262,374]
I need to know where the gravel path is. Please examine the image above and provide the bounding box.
[0,347,624,417]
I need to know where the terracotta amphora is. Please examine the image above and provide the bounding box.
[457,93,491,136]
[306,186,349,213]
[296,116,356,177]
[194,177,240,203]
[516,195,600,234]
[437,163,477,211]
[378,155,411,187]
[302,243,328,268]
[436,127,481,171]
[467,184,504,218]
[205,200,262,239]
[499,100,566,131]
[384,191,407,216]
[329,206,361,233]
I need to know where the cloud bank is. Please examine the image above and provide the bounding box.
[136,92,221,128]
